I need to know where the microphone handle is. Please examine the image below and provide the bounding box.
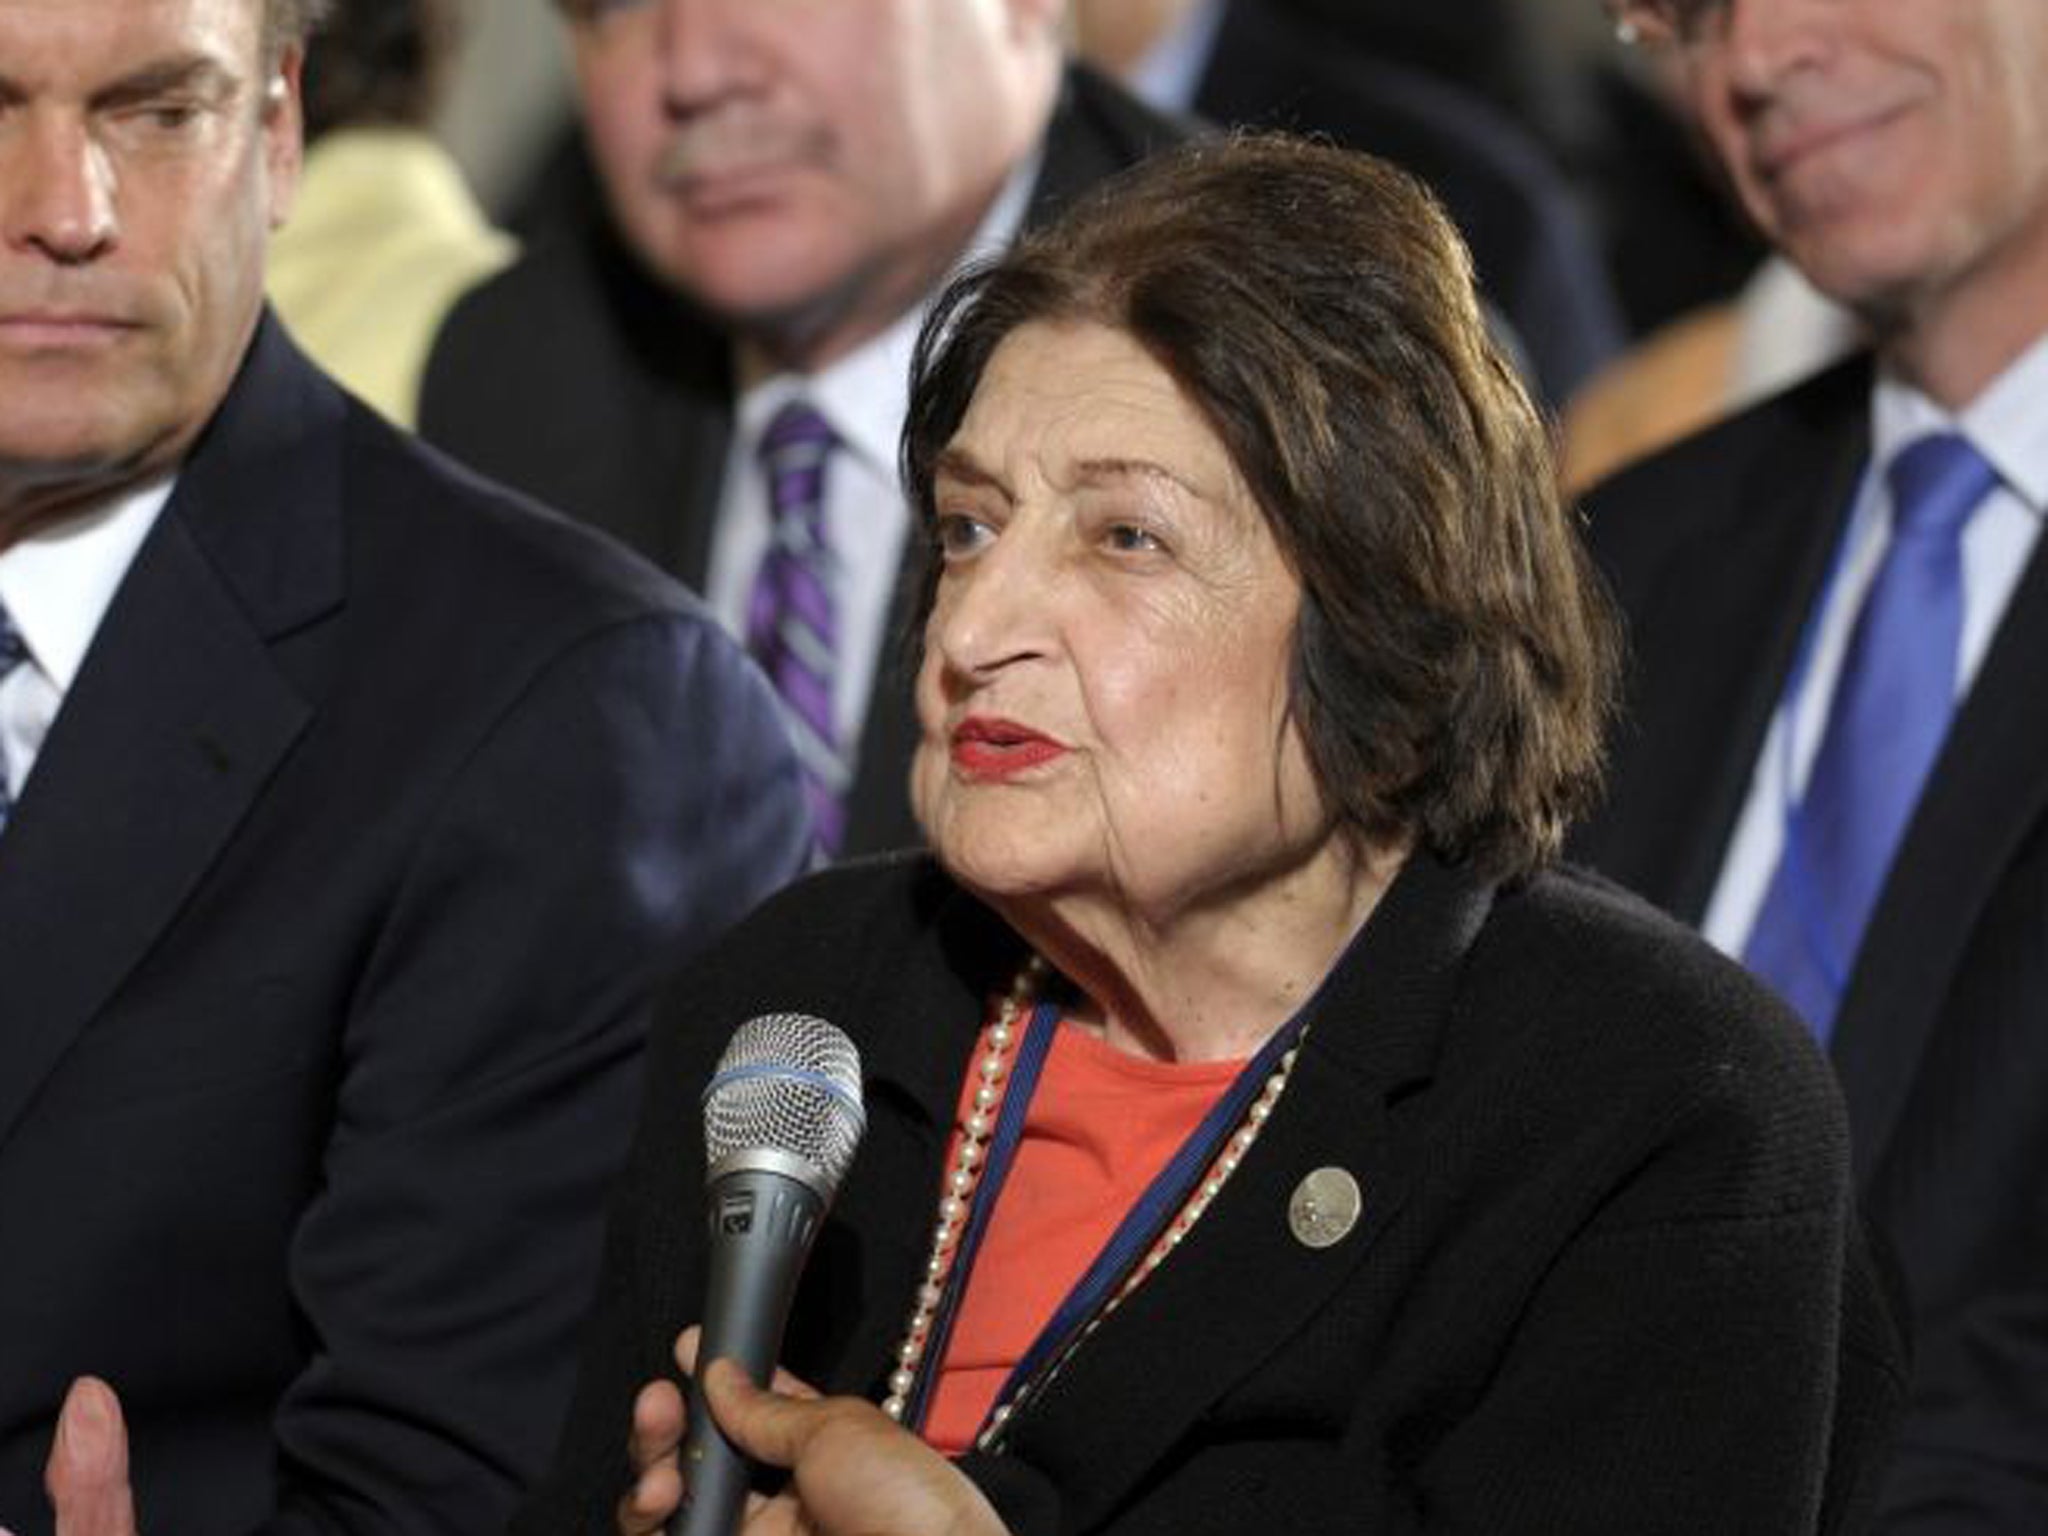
[670,1165,827,1536]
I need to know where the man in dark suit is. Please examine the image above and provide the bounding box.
[1071,0,1625,408]
[1574,0,2048,1525]
[418,0,1182,859]
[1273,0,1580,165]
[0,1,810,1532]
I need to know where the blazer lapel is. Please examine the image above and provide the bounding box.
[1024,65,1191,233]
[1590,364,1871,923]
[991,857,1488,1530]
[816,877,1027,1393]
[0,517,309,1144]
[657,378,731,591]
[844,569,926,854]
[1832,529,2048,1180]
[0,317,340,1146]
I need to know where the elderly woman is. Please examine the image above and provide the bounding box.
[519,138,1900,1536]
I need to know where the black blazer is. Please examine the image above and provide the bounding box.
[519,851,1904,1535]
[1572,356,2048,1527]
[0,320,813,1536]
[1191,0,1623,408]
[1268,0,1578,166]
[417,67,1186,858]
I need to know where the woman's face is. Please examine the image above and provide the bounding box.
[912,320,1341,924]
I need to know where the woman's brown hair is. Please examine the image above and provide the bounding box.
[903,134,1618,880]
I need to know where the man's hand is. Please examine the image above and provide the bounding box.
[45,1378,138,1536]
[701,1358,1008,1536]
[618,1327,826,1536]
[618,1328,1007,1536]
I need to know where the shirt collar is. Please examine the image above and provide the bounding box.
[734,144,1045,481]
[1872,328,2048,517]
[1127,0,1228,113]
[0,476,175,691]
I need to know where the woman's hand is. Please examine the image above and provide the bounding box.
[618,1327,1008,1536]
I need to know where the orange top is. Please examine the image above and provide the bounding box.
[921,1019,1244,1456]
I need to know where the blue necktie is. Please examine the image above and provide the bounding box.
[747,401,848,857]
[1742,432,1999,1038]
[0,602,28,836]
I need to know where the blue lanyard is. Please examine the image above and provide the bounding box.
[901,997,1061,1432]
[900,996,1308,1440]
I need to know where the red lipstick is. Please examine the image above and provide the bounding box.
[950,716,1067,781]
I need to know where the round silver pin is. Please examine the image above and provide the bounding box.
[1288,1167,1362,1249]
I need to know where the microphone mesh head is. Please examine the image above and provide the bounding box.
[703,1013,865,1193]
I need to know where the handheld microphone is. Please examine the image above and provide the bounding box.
[671,1013,865,1536]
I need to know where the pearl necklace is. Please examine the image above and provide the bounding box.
[879,956,1304,1447]
[880,955,1046,1422]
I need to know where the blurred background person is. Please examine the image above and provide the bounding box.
[1574,0,2048,1523]
[1271,0,1584,166]
[0,0,810,1530]
[520,136,1901,1536]
[1559,13,1861,490]
[1071,0,1626,408]
[418,0,1182,862]
[267,0,513,426]
[1572,14,1768,338]
[1563,253,1860,490]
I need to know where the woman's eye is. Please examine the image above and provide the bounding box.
[935,511,994,557]
[1104,522,1164,554]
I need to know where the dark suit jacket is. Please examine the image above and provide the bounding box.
[1573,356,2048,1528]
[1193,0,1623,408]
[518,851,1904,1535]
[0,318,813,1536]
[417,67,1185,858]
[1268,0,1580,170]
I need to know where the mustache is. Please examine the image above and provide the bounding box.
[653,110,830,187]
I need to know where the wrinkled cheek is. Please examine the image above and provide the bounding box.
[909,739,949,838]
[1094,743,1203,855]
[910,655,954,833]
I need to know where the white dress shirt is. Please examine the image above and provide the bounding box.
[704,150,1041,759]
[1702,334,2048,954]
[0,480,174,800]
[1125,0,1227,112]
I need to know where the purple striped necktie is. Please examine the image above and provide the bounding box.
[749,400,848,856]
[0,601,27,836]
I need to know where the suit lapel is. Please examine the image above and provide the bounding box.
[995,1057,1411,1527]
[1833,529,2048,1180]
[820,879,1025,1392]
[0,317,342,1146]
[844,570,926,854]
[1024,65,1192,231]
[587,224,735,588]
[1588,365,1871,922]
[653,360,730,589]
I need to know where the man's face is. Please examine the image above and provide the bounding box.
[0,0,299,516]
[1682,0,2048,333]
[566,0,1054,372]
